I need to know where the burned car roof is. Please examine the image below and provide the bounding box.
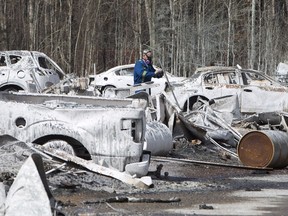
[194,66,237,73]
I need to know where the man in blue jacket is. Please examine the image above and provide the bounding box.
[134,49,163,85]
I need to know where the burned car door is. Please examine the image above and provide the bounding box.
[202,72,223,98]
[240,71,288,113]
[32,53,65,90]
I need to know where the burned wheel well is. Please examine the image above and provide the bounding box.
[0,85,23,92]
[183,95,209,111]
[33,135,91,160]
[101,85,116,93]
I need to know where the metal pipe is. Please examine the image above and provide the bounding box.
[153,156,272,170]
[157,59,181,110]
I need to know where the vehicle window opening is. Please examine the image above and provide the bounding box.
[38,56,64,79]
[127,68,134,76]
[119,69,127,75]
[204,73,217,84]
[241,73,248,85]
[0,56,6,67]
[119,69,133,76]
[217,73,228,84]
[115,70,120,75]
[9,55,21,64]
[246,72,263,81]
[38,57,49,69]
[243,72,270,86]
[229,72,238,84]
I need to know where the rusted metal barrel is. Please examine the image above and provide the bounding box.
[237,130,288,168]
[144,121,173,156]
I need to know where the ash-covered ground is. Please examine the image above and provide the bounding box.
[1,136,288,216]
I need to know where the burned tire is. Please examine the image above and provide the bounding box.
[43,140,75,155]
[184,96,209,112]
[2,86,22,92]
[102,85,116,97]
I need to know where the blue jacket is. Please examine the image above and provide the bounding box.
[134,59,156,85]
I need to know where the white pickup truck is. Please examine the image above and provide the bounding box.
[0,92,149,176]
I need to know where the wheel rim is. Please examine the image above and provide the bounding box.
[43,140,75,155]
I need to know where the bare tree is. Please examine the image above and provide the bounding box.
[144,0,156,48]
[0,0,287,78]
[249,0,256,69]
[28,0,35,50]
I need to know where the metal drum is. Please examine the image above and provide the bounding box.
[237,130,288,168]
[144,121,173,156]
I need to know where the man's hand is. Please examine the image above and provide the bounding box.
[154,69,164,78]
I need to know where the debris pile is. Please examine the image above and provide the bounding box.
[1,57,288,214]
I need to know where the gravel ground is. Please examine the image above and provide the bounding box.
[1,136,288,216]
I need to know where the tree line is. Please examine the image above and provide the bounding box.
[0,0,287,77]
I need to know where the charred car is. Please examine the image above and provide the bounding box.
[0,50,94,96]
[165,66,288,114]
[0,50,66,92]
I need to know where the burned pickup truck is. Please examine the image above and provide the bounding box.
[0,92,149,176]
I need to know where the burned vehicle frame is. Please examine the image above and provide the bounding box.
[0,50,66,93]
[164,66,288,114]
[0,92,149,174]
